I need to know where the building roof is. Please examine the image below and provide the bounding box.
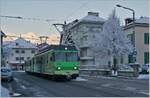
[124,17,149,30]
[4,37,37,49]
[66,12,105,30]
[37,45,77,54]
[135,17,149,24]
[80,12,105,22]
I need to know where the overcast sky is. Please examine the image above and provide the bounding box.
[1,0,149,36]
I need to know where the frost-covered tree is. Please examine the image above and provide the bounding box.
[91,9,134,76]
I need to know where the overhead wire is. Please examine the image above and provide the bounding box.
[0,1,91,43]
[0,15,60,43]
[65,1,91,21]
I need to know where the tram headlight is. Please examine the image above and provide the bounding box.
[57,67,61,70]
[74,67,77,70]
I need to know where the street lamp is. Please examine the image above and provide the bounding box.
[116,4,136,63]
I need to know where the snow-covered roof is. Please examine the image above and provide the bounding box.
[66,12,105,30]
[4,38,37,49]
[124,17,149,29]
[80,12,105,22]
[135,17,149,24]
[3,41,12,46]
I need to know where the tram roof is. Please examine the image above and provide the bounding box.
[37,45,77,54]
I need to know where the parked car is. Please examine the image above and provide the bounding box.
[1,67,13,81]
[140,64,149,74]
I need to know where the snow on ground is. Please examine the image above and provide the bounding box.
[137,74,149,79]
[12,93,22,97]
[1,85,10,97]
[72,77,88,81]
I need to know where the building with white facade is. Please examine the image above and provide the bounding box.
[123,17,149,65]
[3,38,37,70]
[61,12,110,69]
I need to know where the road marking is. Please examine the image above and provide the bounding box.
[14,78,27,90]
[101,83,112,87]
[139,90,149,96]
[140,91,149,96]
[12,93,22,97]
[20,85,27,89]
[72,77,88,81]
[14,78,19,82]
[124,87,136,91]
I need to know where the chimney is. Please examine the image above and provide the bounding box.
[125,18,133,25]
[88,12,99,17]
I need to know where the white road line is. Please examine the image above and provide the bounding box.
[20,85,27,89]
[139,90,149,96]
[72,77,88,81]
[124,87,136,91]
[14,78,27,90]
[14,78,19,82]
[140,91,149,96]
[12,93,22,97]
[101,83,112,87]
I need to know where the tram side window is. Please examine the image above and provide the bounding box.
[41,57,43,64]
[55,53,66,61]
[66,52,78,61]
[47,54,49,63]
[36,57,42,64]
[50,53,55,61]
[33,58,35,65]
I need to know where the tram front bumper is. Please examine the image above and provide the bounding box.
[54,70,79,79]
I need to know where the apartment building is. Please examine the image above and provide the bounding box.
[3,38,37,70]
[123,17,149,65]
[61,12,109,69]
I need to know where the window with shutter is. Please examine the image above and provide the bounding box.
[144,33,149,44]
[144,52,149,64]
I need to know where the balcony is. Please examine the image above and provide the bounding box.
[79,41,90,48]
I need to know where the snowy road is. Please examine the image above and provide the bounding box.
[1,72,149,97]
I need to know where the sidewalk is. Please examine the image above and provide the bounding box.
[80,74,138,79]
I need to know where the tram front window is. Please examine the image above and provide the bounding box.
[54,52,78,62]
[66,52,78,61]
[55,52,66,61]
